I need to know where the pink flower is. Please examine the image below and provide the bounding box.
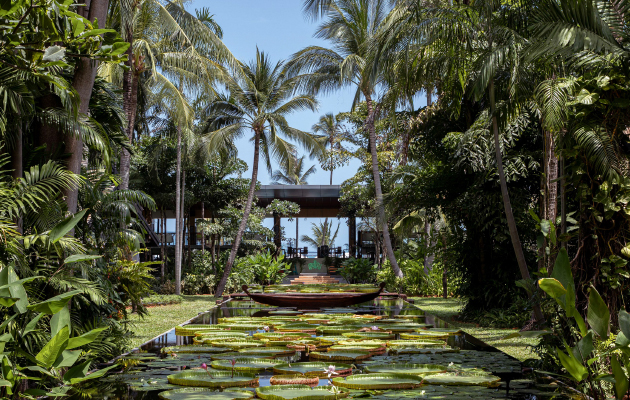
[371,326,379,331]
[324,365,338,378]
[264,326,270,332]
[230,359,237,367]
[201,363,207,370]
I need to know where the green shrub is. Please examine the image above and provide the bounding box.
[182,252,217,294]
[238,252,290,285]
[340,258,377,283]
[377,259,462,296]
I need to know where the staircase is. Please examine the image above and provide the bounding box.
[290,273,341,285]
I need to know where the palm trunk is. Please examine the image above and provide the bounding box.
[560,154,567,247]
[160,207,165,281]
[181,170,187,271]
[211,212,216,269]
[215,130,260,296]
[120,35,137,190]
[364,93,403,278]
[201,201,205,255]
[296,217,299,256]
[489,78,544,322]
[174,124,182,295]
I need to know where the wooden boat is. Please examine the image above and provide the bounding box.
[241,283,386,308]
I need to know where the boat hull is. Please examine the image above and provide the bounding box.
[241,283,386,309]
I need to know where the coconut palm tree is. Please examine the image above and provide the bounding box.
[376,0,545,321]
[301,220,340,249]
[202,49,323,297]
[271,153,317,252]
[289,0,403,278]
[311,113,352,185]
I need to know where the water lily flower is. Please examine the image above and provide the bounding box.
[230,358,237,378]
[324,365,338,378]
[264,326,270,332]
[201,362,213,378]
[371,326,379,331]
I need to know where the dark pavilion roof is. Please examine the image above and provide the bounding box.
[255,185,342,218]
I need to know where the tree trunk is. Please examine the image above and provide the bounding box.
[160,207,165,281]
[560,154,567,247]
[11,125,22,180]
[296,217,299,255]
[174,124,182,295]
[215,130,261,296]
[120,34,137,190]
[423,222,435,274]
[64,0,109,212]
[211,212,216,270]
[489,78,545,323]
[364,93,403,278]
[201,202,205,255]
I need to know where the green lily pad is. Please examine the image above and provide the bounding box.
[210,358,283,372]
[256,384,349,400]
[158,388,254,400]
[238,347,296,356]
[163,345,229,354]
[400,331,450,340]
[315,326,358,335]
[167,370,259,388]
[386,340,446,347]
[196,332,249,338]
[332,373,424,390]
[309,350,371,362]
[216,323,264,331]
[363,363,448,376]
[422,372,501,387]
[275,323,318,332]
[176,325,225,336]
[209,339,264,349]
[341,332,395,340]
[210,352,273,361]
[273,362,353,377]
[253,332,311,340]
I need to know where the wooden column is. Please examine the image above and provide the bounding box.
[273,212,282,251]
[348,216,356,258]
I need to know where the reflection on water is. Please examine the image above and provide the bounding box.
[75,298,568,400]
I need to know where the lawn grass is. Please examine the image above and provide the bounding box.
[127,295,217,349]
[410,297,540,361]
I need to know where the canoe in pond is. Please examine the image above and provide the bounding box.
[241,283,386,308]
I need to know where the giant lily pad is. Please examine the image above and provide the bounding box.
[363,363,448,376]
[386,339,445,347]
[238,347,296,357]
[216,323,264,331]
[166,370,259,388]
[341,332,395,340]
[196,332,249,338]
[256,384,348,400]
[163,345,229,354]
[158,388,254,400]
[210,352,273,361]
[332,373,424,390]
[309,349,371,362]
[176,325,224,336]
[315,326,358,335]
[210,358,282,372]
[400,331,450,340]
[275,323,318,332]
[422,372,501,387]
[273,362,353,377]
[209,339,264,349]
[253,332,311,340]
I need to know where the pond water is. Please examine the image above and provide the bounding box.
[85,298,570,400]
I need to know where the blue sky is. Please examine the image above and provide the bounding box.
[182,0,427,253]
[190,0,364,252]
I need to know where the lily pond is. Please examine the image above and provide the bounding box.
[91,286,569,400]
